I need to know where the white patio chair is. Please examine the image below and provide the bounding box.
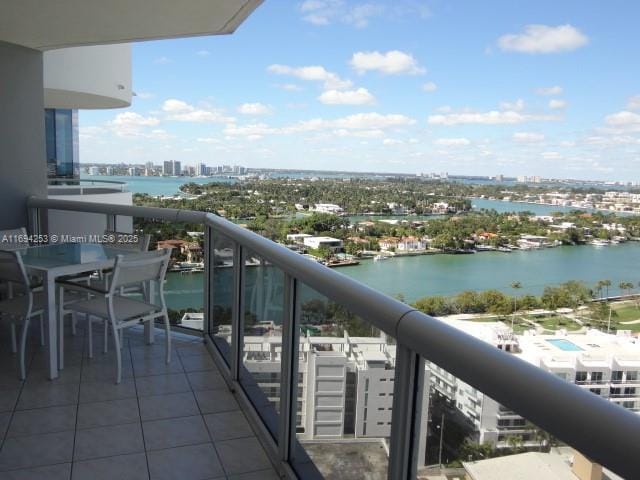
[65,248,172,383]
[0,250,46,379]
[56,230,152,340]
[0,228,45,352]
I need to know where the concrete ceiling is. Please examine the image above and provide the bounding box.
[0,0,262,50]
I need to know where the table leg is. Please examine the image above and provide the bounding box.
[44,272,59,380]
[144,280,156,345]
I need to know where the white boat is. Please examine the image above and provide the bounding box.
[373,254,389,261]
[590,239,610,247]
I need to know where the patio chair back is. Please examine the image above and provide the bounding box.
[0,250,30,287]
[104,230,151,252]
[109,248,171,294]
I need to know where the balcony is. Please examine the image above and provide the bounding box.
[47,179,128,196]
[6,195,639,479]
[0,325,276,479]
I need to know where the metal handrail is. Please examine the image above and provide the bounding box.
[26,195,640,478]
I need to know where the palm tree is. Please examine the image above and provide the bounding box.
[595,280,606,300]
[510,281,522,329]
[619,281,634,298]
[602,279,612,300]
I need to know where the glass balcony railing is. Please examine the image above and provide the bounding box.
[26,195,640,479]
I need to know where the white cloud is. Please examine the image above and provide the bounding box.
[153,56,172,65]
[497,24,588,54]
[383,138,403,146]
[196,137,222,144]
[627,95,640,110]
[300,0,383,28]
[600,111,640,136]
[428,110,558,126]
[135,91,154,100]
[422,81,437,92]
[110,112,161,137]
[79,126,107,138]
[542,151,562,160]
[318,88,375,105]
[267,64,352,90]
[223,112,415,140]
[274,83,303,91]
[237,103,271,115]
[299,1,427,28]
[161,99,234,123]
[499,99,525,111]
[536,86,563,96]
[549,99,567,109]
[350,50,425,75]
[604,111,640,127]
[196,50,210,57]
[513,132,545,143]
[434,137,470,146]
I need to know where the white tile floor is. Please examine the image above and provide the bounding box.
[0,323,279,480]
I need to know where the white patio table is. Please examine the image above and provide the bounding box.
[18,242,155,379]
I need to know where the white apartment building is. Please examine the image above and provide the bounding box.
[428,319,640,449]
[239,332,429,463]
[88,166,100,175]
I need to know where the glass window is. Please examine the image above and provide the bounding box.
[627,371,638,381]
[44,108,78,179]
[590,371,603,382]
[575,371,587,383]
[612,371,623,382]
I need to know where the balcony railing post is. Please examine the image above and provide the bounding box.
[388,346,425,480]
[28,206,41,236]
[106,213,117,232]
[230,243,245,381]
[203,226,213,337]
[278,274,299,464]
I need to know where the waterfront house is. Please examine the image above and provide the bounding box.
[287,233,313,244]
[379,236,399,251]
[397,236,426,252]
[302,236,344,252]
[312,203,344,215]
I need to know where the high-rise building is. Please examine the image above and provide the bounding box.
[162,160,181,176]
[198,163,208,176]
[45,109,79,179]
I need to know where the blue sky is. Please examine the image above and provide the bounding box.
[80,0,640,181]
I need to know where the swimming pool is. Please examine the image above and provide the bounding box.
[547,339,584,352]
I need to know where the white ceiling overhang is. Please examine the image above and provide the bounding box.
[0,0,262,50]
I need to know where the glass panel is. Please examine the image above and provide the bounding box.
[239,250,285,440]
[422,358,562,476]
[290,282,395,480]
[133,218,205,332]
[209,233,235,360]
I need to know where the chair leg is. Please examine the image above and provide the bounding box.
[19,318,31,380]
[87,316,93,359]
[164,315,171,364]
[103,320,108,354]
[58,311,65,371]
[111,321,122,384]
[39,314,45,347]
[10,323,17,354]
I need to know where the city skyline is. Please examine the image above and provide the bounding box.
[79,1,640,181]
